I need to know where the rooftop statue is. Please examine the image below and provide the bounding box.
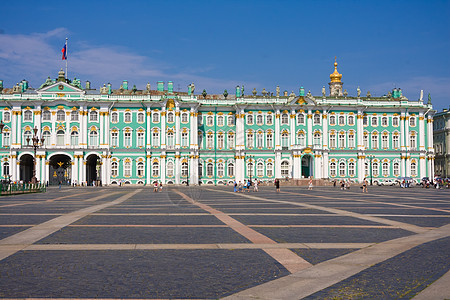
[252,88,257,96]
[100,84,108,94]
[39,77,54,89]
[343,89,348,97]
[366,91,371,98]
[276,85,280,97]
[262,88,268,96]
[322,86,326,97]
[357,86,361,97]
[428,93,432,104]
[146,82,151,91]
[191,83,195,94]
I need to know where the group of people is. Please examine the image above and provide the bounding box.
[234,179,259,192]
[153,181,163,192]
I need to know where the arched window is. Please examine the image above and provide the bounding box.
[329,115,336,125]
[152,112,159,123]
[348,162,355,176]
[57,110,65,121]
[3,131,10,146]
[247,114,254,125]
[137,162,144,177]
[281,113,289,125]
[410,133,417,150]
[393,162,400,177]
[124,161,131,177]
[329,132,336,148]
[330,162,337,177]
[167,112,174,123]
[409,117,416,127]
[281,132,289,147]
[281,161,289,177]
[382,162,389,176]
[371,116,378,127]
[372,162,379,177]
[217,163,224,177]
[152,161,159,177]
[206,133,213,148]
[217,115,224,126]
[339,162,346,176]
[371,133,378,149]
[181,132,189,147]
[207,116,214,126]
[152,131,160,147]
[247,161,254,178]
[124,111,131,123]
[266,132,273,148]
[181,113,188,123]
[227,115,235,126]
[137,131,144,147]
[57,130,65,146]
[71,131,79,146]
[257,162,264,177]
[313,132,322,147]
[42,110,51,121]
[217,133,224,149]
[382,116,388,126]
[89,111,98,122]
[313,114,321,125]
[3,111,11,122]
[297,114,305,125]
[339,115,345,125]
[167,131,174,148]
[43,131,51,146]
[228,163,234,177]
[266,114,273,125]
[3,162,10,178]
[111,162,118,177]
[382,134,389,149]
[71,110,79,121]
[297,132,305,147]
[207,163,214,177]
[267,162,273,177]
[338,132,345,148]
[182,162,188,178]
[393,134,399,149]
[124,131,131,147]
[256,115,263,125]
[89,130,98,146]
[137,112,145,123]
[23,130,32,145]
[24,110,33,121]
[246,132,254,148]
[348,115,355,126]
[348,132,355,148]
[363,116,368,126]
[393,116,399,126]
[411,162,417,176]
[256,132,264,148]
[167,161,174,177]
[227,133,235,149]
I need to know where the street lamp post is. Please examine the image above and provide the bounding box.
[25,127,45,184]
[368,154,374,186]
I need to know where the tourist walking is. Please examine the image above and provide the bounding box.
[233,180,237,192]
[153,181,158,192]
[246,180,251,192]
[275,179,280,192]
[308,176,313,190]
[253,180,259,192]
[159,181,163,192]
[362,178,368,193]
[238,181,243,192]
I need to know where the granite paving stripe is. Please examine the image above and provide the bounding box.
[0,227,32,240]
[375,216,450,228]
[69,224,229,228]
[0,190,139,261]
[73,214,226,225]
[173,189,312,274]
[305,236,450,299]
[233,215,385,226]
[91,213,211,215]
[413,269,450,300]
[225,224,450,300]
[24,242,373,250]
[249,225,396,229]
[208,188,428,234]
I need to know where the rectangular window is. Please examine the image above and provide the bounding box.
[348,134,355,148]
[152,132,159,147]
[330,134,336,148]
[363,135,369,149]
[266,133,273,148]
[111,132,118,147]
[124,132,131,147]
[137,132,144,147]
[371,134,378,149]
[217,134,224,149]
[227,134,235,149]
[382,135,388,149]
[393,135,399,149]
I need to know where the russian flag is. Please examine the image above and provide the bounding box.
[61,43,67,60]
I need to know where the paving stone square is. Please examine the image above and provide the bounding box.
[0,185,448,299]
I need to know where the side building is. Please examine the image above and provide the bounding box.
[433,108,450,178]
[0,62,435,186]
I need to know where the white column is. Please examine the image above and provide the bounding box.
[160,154,166,184]
[275,151,281,179]
[357,112,364,151]
[161,108,166,148]
[191,153,198,184]
[45,160,50,185]
[99,112,104,146]
[16,111,22,146]
[323,152,330,180]
[357,154,364,182]
[190,110,195,147]
[236,154,244,183]
[146,153,151,185]
[81,157,86,185]
[175,154,180,184]
[73,155,78,185]
[15,160,20,181]
[290,110,295,146]
[65,111,70,146]
[175,109,180,149]
[293,153,301,179]
[11,111,17,145]
[11,154,17,181]
[419,156,426,179]
[101,154,107,185]
[400,112,406,177]
[307,109,313,147]
[147,109,151,147]
[236,109,245,150]
[322,114,328,150]
[36,156,41,181]
[419,114,425,151]
[275,110,281,149]
[51,110,56,146]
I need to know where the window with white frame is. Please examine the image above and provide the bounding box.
[217,133,224,149]
[256,115,263,125]
[42,131,50,146]
[124,111,131,123]
[267,162,273,177]
[89,111,98,122]
[371,133,378,149]
[393,116,399,126]
[152,112,159,123]
[281,161,289,177]
[330,133,336,148]
[207,163,214,177]
[363,116,368,126]
[217,115,224,126]
[330,162,336,177]
[152,131,159,147]
[137,162,144,177]
[228,163,234,177]
[365,162,369,176]
[339,162,346,176]
[373,162,379,177]
[371,116,378,127]
[348,115,355,126]
[167,131,174,148]
[409,117,416,127]
[297,113,305,125]
[23,130,32,146]
[152,161,159,177]
[256,132,264,148]
[348,132,355,148]
[382,116,388,126]
[181,113,188,123]
[281,132,289,147]
[124,132,131,147]
[182,162,189,178]
[71,131,79,146]
[281,113,289,125]
[111,112,119,123]
[266,132,273,148]
[297,132,305,147]
[198,163,203,178]
[266,114,273,125]
[181,132,189,147]
[137,132,144,147]
[411,162,417,176]
[382,134,388,149]
[348,162,355,176]
[124,161,131,177]
[24,110,32,121]
[207,116,214,126]
[206,134,213,148]
[3,112,11,122]
[410,134,417,150]
[382,162,389,176]
[137,112,145,123]
[111,132,118,147]
[339,115,345,125]
[111,162,118,177]
[363,134,369,148]
[198,134,203,149]
[247,114,254,125]
[246,132,254,148]
[257,162,264,177]
[227,133,234,149]
[393,162,400,177]
[166,112,174,123]
[198,115,203,125]
[217,163,224,177]
[227,115,235,126]
[57,130,65,146]
[71,110,79,121]
[393,134,399,149]
[57,110,65,122]
[314,114,321,125]
[338,132,345,148]
[3,131,10,146]
[313,132,322,147]
[329,115,336,125]
[167,161,174,177]
[2,162,9,179]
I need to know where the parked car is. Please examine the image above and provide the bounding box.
[380,179,397,186]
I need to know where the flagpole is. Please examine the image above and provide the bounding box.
[65,37,68,80]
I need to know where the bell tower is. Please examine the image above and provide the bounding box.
[329,57,343,97]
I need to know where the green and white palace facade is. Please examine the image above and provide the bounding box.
[0,61,435,185]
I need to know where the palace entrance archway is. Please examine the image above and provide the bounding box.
[19,154,34,183]
[301,155,313,178]
[49,154,72,185]
[86,154,101,186]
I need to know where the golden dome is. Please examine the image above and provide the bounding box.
[330,57,342,83]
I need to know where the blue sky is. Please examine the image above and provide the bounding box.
[0,0,449,111]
